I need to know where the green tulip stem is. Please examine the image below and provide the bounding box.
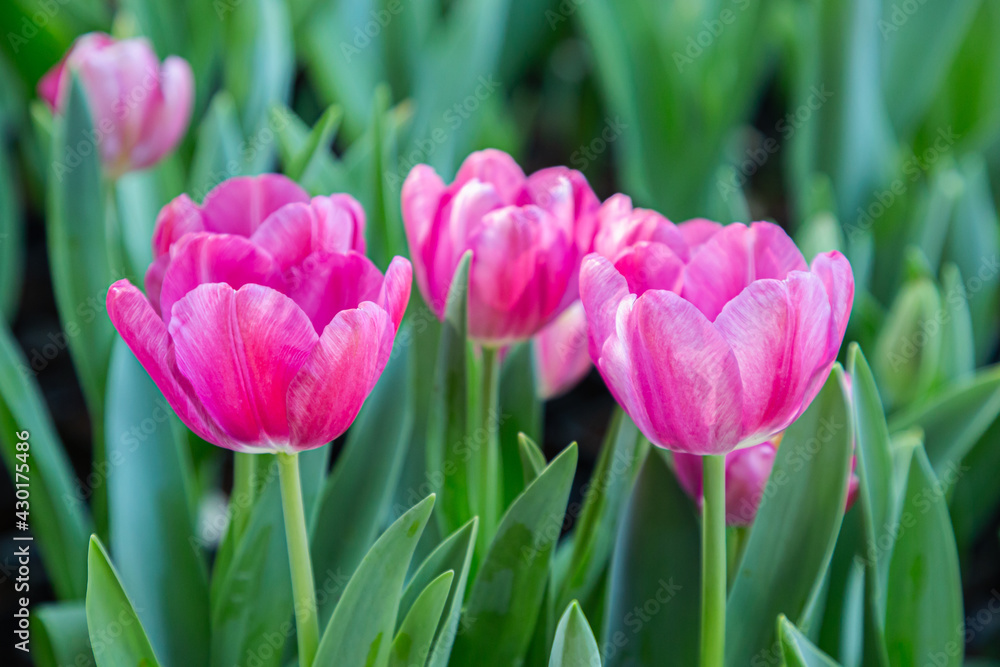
[478,346,502,550]
[277,452,320,667]
[701,453,727,667]
[231,452,257,541]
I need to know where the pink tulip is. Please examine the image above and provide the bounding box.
[107,176,409,453]
[580,221,854,455]
[532,195,723,399]
[401,149,600,345]
[39,32,194,177]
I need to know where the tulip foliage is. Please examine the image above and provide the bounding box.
[1,3,1000,667]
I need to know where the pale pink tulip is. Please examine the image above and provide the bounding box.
[107,176,408,452]
[39,32,193,177]
[580,221,854,455]
[401,149,599,345]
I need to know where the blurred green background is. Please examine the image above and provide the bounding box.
[1,0,1000,663]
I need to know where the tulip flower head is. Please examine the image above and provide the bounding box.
[580,221,854,455]
[107,174,410,453]
[402,149,599,345]
[38,32,194,178]
[532,195,722,399]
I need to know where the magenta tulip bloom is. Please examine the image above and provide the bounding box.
[38,32,194,177]
[532,195,722,399]
[580,221,854,455]
[107,176,409,453]
[402,149,599,344]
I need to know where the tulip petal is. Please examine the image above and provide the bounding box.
[626,290,744,454]
[612,241,685,295]
[533,301,592,400]
[595,194,687,261]
[106,280,239,450]
[151,194,205,258]
[521,167,600,252]
[169,283,318,449]
[810,251,855,353]
[683,222,807,321]
[375,256,413,332]
[285,251,386,332]
[250,195,367,272]
[287,302,392,449]
[713,274,832,445]
[199,174,310,236]
[130,55,194,169]
[452,149,525,203]
[579,253,632,362]
[159,233,283,322]
[401,165,448,311]
[677,218,722,249]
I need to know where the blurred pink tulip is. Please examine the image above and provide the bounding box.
[532,195,723,399]
[580,221,854,455]
[401,149,599,345]
[38,32,194,177]
[107,175,409,453]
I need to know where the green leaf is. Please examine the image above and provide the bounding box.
[283,103,342,182]
[451,443,578,666]
[309,342,414,624]
[888,364,1000,475]
[949,416,1000,552]
[85,536,161,667]
[313,495,435,667]
[32,602,94,667]
[427,253,474,536]
[0,136,23,320]
[726,369,853,667]
[884,446,964,667]
[188,92,245,199]
[500,342,543,506]
[398,517,477,667]
[548,601,601,667]
[114,159,184,280]
[559,408,641,615]
[0,322,91,600]
[388,570,454,667]
[209,457,292,667]
[603,449,699,666]
[46,72,116,416]
[935,263,976,386]
[847,345,895,596]
[104,339,209,666]
[779,615,842,667]
[518,432,546,485]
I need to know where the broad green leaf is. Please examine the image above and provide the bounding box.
[847,345,894,598]
[603,449,699,666]
[313,495,435,667]
[426,253,474,536]
[500,342,543,506]
[105,340,209,666]
[398,517,477,667]
[0,137,22,320]
[309,342,413,624]
[450,443,578,666]
[726,369,853,666]
[0,322,91,600]
[949,416,1000,552]
[85,536,161,667]
[388,570,454,667]
[884,446,963,667]
[188,92,245,199]
[548,601,601,667]
[558,408,641,615]
[46,73,117,417]
[888,364,1000,475]
[779,615,841,667]
[283,104,342,182]
[518,432,546,485]
[210,457,292,667]
[936,263,976,386]
[270,104,345,195]
[32,602,94,667]
[222,0,293,154]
